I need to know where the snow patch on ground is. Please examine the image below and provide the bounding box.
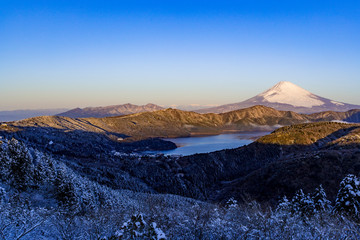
[259,81,324,107]
[331,120,351,124]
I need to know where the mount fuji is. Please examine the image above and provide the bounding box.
[197,81,360,114]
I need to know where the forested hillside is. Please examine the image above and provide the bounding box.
[2,121,360,239]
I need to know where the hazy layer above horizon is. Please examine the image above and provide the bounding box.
[0,109,68,122]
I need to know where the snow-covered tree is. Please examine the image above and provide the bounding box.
[334,174,360,218]
[291,189,315,216]
[276,195,291,213]
[7,139,34,190]
[54,166,78,210]
[33,152,56,185]
[0,140,11,180]
[312,185,331,212]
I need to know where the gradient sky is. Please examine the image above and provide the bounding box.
[1,0,360,110]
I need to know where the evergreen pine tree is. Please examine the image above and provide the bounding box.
[54,167,78,210]
[291,189,315,216]
[7,139,34,190]
[33,152,56,186]
[276,195,291,212]
[0,140,11,181]
[334,174,360,218]
[312,184,331,212]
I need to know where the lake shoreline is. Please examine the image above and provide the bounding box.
[146,132,269,156]
[162,130,271,139]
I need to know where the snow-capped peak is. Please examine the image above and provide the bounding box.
[258,81,324,108]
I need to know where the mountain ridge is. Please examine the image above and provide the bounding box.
[56,103,163,118]
[3,105,360,141]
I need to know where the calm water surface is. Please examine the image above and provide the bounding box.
[148,132,268,156]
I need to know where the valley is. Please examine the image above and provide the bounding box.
[2,116,360,203]
[2,106,360,239]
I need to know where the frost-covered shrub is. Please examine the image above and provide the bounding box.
[334,174,360,218]
[0,186,6,203]
[111,213,166,240]
[148,222,167,240]
[224,197,238,209]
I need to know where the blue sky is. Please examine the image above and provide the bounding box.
[1,0,359,110]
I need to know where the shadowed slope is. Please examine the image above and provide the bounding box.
[212,122,360,203]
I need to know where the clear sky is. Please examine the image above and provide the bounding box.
[1,0,359,110]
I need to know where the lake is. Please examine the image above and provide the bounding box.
[146,132,268,156]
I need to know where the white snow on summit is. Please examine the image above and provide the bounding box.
[258,81,324,108]
[196,81,360,114]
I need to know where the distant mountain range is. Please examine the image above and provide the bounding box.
[56,103,163,118]
[167,104,220,111]
[1,82,359,121]
[197,81,360,114]
[3,105,360,141]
